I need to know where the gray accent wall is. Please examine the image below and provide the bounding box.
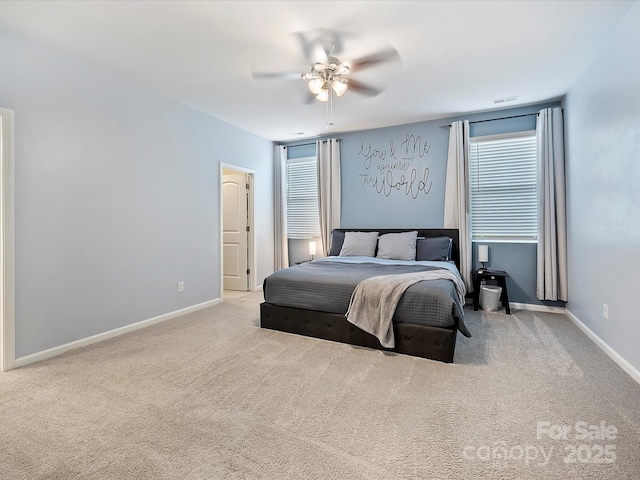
[564,3,640,372]
[284,103,561,305]
[0,28,274,358]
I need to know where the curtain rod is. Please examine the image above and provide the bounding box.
[439,112,538,128]
[280,138,342,148]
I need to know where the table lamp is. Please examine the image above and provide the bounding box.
[478,244,489,270]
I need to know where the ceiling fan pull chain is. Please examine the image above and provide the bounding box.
[326,89,334,128]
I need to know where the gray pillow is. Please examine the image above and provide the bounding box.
[328,230,345,256]
[416,237,452,261]
[339,231,379,257]
[376,231,418,261]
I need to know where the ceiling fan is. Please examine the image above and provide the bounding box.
[252,29,400,104]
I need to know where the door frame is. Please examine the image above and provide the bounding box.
[1,107,16,372]
[219,162,256,297]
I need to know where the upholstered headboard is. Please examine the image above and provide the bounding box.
[332,228,461,270]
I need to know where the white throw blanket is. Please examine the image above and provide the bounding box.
[346,269,466,348]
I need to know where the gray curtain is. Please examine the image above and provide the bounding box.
[536,107,568,301]
[444,120,472,291]
[274,145,289,270]
[316,138,341,256]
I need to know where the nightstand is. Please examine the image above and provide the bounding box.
[472,269,511,314]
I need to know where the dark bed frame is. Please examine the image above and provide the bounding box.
[260,228,462,363]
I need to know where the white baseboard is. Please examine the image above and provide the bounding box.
[465,299,565,314]
[510,302,566,314]
[565,309,640,385]
[12,298,221,369]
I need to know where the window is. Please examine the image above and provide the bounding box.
[470,131,537,241]
[286,156,320,238]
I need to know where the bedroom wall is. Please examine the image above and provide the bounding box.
[0,28,274,359]
[284,103,560,306]
[563,2,640,373]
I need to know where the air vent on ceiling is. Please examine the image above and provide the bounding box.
[493,96,519,104]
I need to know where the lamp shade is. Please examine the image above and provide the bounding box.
[332,79,348,97]
[308,241,317,256]
[315,89,329,102]
[477,244,489,263]
[308,78,324,95]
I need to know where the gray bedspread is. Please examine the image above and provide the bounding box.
[263,257,470,336]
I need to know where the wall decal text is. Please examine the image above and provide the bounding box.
[357,134,433,199]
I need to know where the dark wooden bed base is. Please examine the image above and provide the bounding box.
[260,228,462,363]
[260,303,458,362]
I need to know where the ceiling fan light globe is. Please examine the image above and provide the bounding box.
[308,78,324,95]
[316,89,329,103]
[332,79,348,97]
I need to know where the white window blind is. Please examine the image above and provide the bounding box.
[286,157,320,238]
[470,131,537,241]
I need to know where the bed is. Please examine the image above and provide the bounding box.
[260,228,470,363]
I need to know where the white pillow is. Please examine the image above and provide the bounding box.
[339,231,379,257]
[376,231,418,261]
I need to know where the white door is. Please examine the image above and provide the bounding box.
[223,173,249,291]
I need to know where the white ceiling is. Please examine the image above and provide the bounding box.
[0,0,635,141]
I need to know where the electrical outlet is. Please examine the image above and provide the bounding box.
[177,281,185,293]
[603,303,609,319]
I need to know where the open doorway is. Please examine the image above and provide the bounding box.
[219,163,255,300]
[1,107,16,372]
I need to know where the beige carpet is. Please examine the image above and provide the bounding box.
[1,291,639,479]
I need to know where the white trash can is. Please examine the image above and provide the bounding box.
[479,285,502,312]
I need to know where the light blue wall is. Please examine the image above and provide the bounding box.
[0,28,274,358]
[563,3,640,372]
[286,143,316,160]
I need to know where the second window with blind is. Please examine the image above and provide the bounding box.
[469,131,538,242]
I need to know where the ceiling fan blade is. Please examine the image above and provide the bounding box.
[350,48,400,72]
[347,79,382,97]
[295,32,329,65]
[308,40,330,65]
[252,72,305,80]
